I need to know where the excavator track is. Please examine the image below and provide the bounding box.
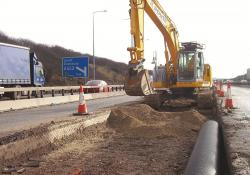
[143,88,216,112]
[197,89,216,110]
[144,93,167,109]
[124,69,152,96]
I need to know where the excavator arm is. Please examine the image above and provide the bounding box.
[125,0,180,96]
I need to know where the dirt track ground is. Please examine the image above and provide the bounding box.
[2,104,208,175]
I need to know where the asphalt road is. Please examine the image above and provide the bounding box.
[0,95,143,135]
[232,86,250,115]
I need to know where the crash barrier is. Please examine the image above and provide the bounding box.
[0,85,125,99]
[184,120,219,175]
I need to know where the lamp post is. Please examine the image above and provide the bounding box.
[92,10,107,80]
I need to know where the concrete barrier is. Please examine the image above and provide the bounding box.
[0,91,126,112]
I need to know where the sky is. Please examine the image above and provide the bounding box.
[0,0,250,78]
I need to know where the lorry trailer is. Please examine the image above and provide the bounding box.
[0,42,45,99]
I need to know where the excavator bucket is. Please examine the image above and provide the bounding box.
[124,69,152,96]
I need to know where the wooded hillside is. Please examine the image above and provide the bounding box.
[0,32,127,85]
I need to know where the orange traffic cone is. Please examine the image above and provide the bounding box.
[74,85,89,115]
[216,81,224,97]
[215,81,220,94]
[225,81,233,109]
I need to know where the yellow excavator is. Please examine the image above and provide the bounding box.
[125,0,213,108]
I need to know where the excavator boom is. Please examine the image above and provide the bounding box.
[125,0,180,96]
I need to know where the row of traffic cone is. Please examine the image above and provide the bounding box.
[214,81,233,109]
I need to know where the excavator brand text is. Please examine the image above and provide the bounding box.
[149,0,167,27]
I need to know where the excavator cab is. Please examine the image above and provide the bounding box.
[125,42,211,96]
[178,42,205,83]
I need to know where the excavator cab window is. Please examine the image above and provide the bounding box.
[178,52,195,81]
[196,52,204,80]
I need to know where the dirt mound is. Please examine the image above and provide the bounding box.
[107,109,144,130]
[107,104,207,138]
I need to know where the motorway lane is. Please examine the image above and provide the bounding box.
[232,86,250,116]
[0,95,143,135]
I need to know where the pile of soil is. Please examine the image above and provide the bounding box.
[107,104,206,138]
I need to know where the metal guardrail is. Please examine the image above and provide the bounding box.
[0,85,124,93]
[0,85,125,99]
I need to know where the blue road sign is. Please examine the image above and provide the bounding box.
[62,56,89,78]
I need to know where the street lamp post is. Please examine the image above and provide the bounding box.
[92,10,107,80]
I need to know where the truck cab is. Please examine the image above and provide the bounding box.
[30,52,45,86]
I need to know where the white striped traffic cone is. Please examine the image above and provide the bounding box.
[225,81,233,109]
[74,85,88,115]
